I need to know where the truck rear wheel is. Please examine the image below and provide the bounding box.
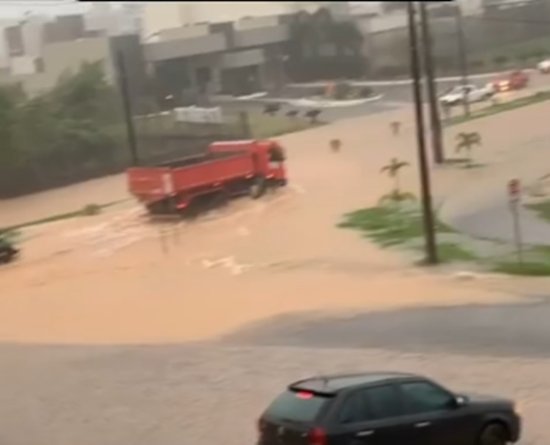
[146,199,176,215]
[249,176,267,199]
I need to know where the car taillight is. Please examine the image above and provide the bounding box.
[296,391,314,400]
[308,427,327,445]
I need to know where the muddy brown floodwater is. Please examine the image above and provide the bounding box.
[3,101,550,345]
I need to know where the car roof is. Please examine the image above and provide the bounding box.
[289,371,421,395]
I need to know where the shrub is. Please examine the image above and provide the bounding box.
[0,62,124,198]
[470,60,485,70]
[82,203,102,216]
[493,55,508,66]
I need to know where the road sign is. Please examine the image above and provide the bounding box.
[508,178,521,202]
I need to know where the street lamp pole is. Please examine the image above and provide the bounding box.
[407,1,438,264]
[116,51,139,166]
[419,2,445,165]
[455,3,471,117]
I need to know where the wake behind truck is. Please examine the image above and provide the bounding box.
[127,139,287,215]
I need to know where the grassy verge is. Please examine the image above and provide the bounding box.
[526,200,550,222]
[1,200,125,234]
[339,203,550,275]
[246,113,317,138]
[135,110,318,140]
[446,91,550,127]
[437,242,478,262]
[338,205,454,247]
[491,246,550,276]
[338,205,459,256]
[492,261,550,276]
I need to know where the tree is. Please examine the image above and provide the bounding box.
[329,21,363,57]
[0,61,123,197]
[494,55,508,68]
[390,121,402,136]
[0,85,25,165]
[380,158,409,196]
[455,131,482,167]
[287,8,364,81]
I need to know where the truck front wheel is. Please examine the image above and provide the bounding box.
[249,176,267,199]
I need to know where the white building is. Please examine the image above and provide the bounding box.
[141,2,346,39]
[0,14,49,74]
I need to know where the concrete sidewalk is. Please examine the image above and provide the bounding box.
[439,119,550,245]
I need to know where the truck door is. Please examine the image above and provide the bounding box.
[252,153,260,174]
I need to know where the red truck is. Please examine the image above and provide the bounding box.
[127,139,287,214]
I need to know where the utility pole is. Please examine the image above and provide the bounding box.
[407,2,438,264]
[116,51,139,166]
[454,4,471,117]
[419,2,444,165]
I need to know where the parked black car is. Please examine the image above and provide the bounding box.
[257,372,520,445]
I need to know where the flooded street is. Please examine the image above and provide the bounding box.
[2,100,550,444]
[0,98,550,445]
[0,105,521,344]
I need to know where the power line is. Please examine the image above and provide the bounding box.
[407,2,438,265]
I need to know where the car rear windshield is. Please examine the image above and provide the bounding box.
[265,390,330,423]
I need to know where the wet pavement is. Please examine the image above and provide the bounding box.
[223,295,550,358]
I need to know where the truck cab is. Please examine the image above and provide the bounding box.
[209,140,287,186]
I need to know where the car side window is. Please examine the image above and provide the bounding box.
[338,392,369,424]
[338,385,402,424]
[400,381,454,414]
[364,385,403,420]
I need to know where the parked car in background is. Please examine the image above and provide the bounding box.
[538,59,550,74]
[491,70,529,92]
[257,371,521,445]
[439,84,494,107]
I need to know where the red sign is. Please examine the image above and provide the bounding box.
[508,179,521,201]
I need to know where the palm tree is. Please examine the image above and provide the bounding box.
[380,157,410,196]
[390,121,401,136]
[455,131,482,167]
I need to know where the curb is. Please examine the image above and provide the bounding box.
[287,94,384,108]
[289,69,537,88]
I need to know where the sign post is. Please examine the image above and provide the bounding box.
[507,179,523,264]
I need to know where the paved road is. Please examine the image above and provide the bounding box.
[220,71,550,125]
[450,201,550,245]
[439,129,550,245]
[0,342,546,445]
[223,295,550,358]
